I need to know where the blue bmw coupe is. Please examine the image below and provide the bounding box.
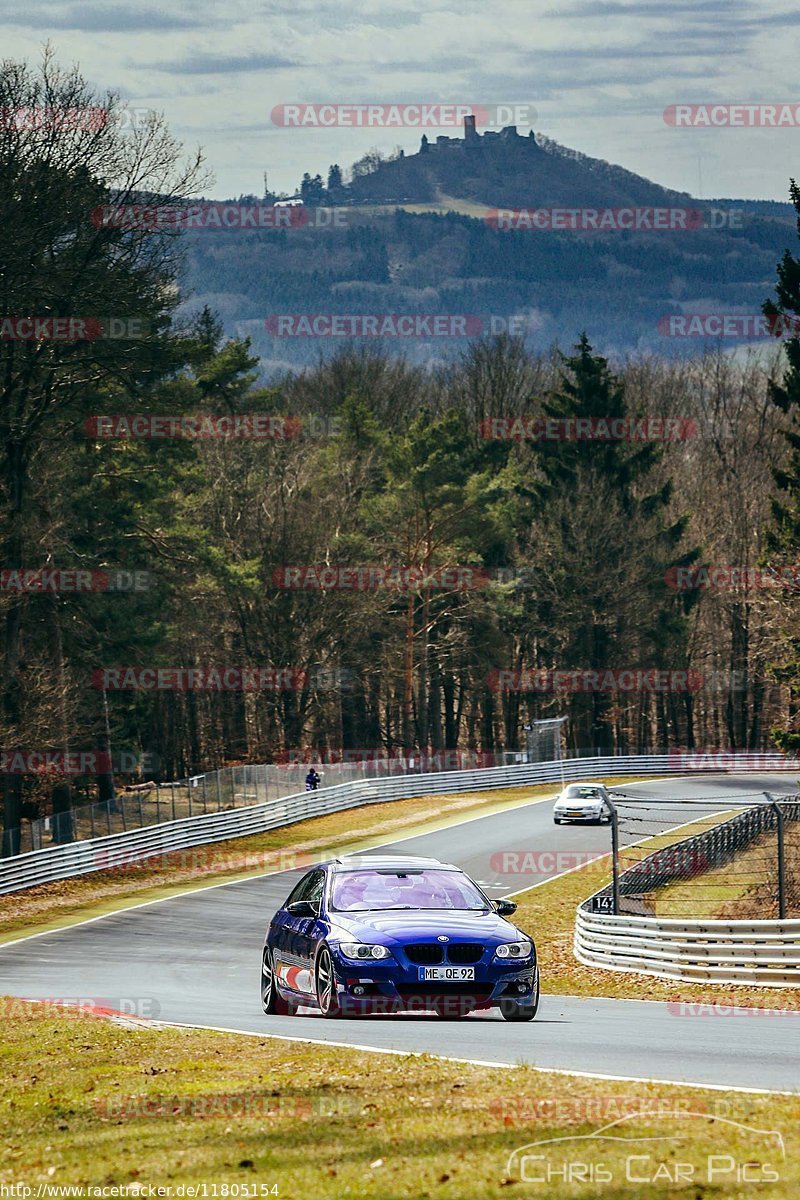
[261,854,538,1020]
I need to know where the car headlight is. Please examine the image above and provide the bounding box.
[339,942,391,960]
[495,940,533,959]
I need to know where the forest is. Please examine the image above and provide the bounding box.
[4,54,800,851]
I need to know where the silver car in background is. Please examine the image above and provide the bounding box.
[553,783,611,825]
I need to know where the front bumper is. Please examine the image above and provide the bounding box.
[330,946,537,1014]
[554,808,605,821]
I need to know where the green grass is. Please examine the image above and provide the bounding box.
[1,1002,797,1198]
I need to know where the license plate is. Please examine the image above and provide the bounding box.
[418,966,475,981]
[567,810,583,817]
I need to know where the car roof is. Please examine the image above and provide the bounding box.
[330,854,461,872]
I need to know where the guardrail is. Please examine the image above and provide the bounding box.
[2,751,798,897]
[575,795,800,986]
[575,909,800,987]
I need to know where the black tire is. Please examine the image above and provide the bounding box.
[261,947,294,1016]
[500,968,539,1022]
[315,945,342,1018]
[553,816,561,825]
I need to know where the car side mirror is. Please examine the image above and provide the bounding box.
[494,898,517,916]
[287,900,319,917]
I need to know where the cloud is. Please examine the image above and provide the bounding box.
[5,4,211,30]
[148,51,301,74]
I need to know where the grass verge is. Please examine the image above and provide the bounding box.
[1,1003,797,1198]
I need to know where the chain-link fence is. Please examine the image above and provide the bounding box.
[4,751,499,853]
[594,792,800,920]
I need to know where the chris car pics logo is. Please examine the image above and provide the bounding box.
[505,1112,783,1187]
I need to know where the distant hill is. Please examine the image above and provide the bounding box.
[342,126,694,210]
[176,123,797,373]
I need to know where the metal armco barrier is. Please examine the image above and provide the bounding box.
[575,796,800,987]
[1,751,797,896]
[575,909,800,987]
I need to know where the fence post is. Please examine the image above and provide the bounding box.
[216,769,223,811]
[171,780,176,821]
[768,795,787,920]
[202,774,208,814]
[605,793,621,915]
[155,782,161,823]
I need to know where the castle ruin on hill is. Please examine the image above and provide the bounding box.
[419,113,539,153]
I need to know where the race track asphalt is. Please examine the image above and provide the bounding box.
[1,773,798,1093]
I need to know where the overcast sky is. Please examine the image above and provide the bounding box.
[6,0,800,200]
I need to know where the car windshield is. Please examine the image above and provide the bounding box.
[330,869,489,912]
[565,786,602,799]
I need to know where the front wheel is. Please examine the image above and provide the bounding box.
[261,947,294,1016]
[553,816,562,825]
[315,946,342,1018]
[500,969,539,1022]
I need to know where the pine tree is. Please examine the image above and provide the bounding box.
[525,335,695,752]
[763,180,800,749]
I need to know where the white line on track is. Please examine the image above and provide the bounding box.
[151,1018,800,1097]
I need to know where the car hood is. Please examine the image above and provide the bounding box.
[328,909,522,943]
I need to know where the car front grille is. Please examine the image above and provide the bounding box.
[404,944,444,965]
[404,943,485,965]
[447,944,484,964]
